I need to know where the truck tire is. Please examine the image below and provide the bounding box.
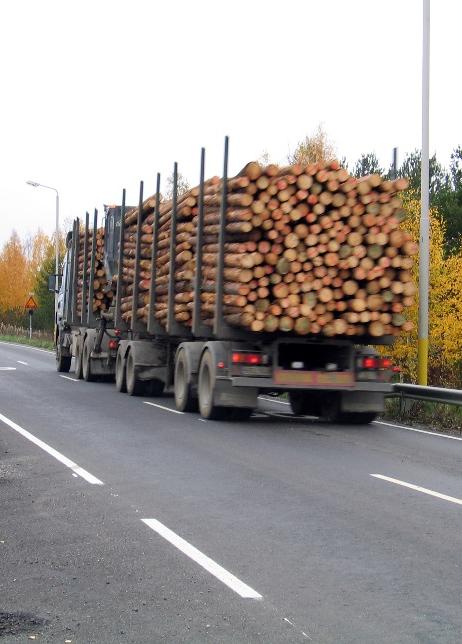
[82,336,95,382]
[198,350,227,420]
[56,344,71,373]
[125,351,144,396]
[333,412,377,425]
[174,348,198,412]
[74,340,84,379]
[115,348,127,393]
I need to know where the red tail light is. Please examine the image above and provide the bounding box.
[362,357,393,370]
[232,352,262,365]
[362,357,378,369]
[108,339,119,350]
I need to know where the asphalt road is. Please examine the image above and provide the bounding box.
[1,341,462,643]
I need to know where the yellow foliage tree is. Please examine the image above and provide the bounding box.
[288,124,336,166]
[0,231,31,313]
[387,193,462,385]
[24,228,54,287]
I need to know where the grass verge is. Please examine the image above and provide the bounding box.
[0,335,55,351]
[383,396,462,437]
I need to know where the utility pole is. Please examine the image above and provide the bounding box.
[418,0,430,385]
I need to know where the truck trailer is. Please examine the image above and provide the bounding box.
[53,138,403,423]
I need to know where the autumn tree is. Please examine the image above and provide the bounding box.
[385,193,462,386]
[392,148,462,253]
[24,229,53,287]
[0,231,30,316]
[31,246,57,330]
[288,124,335,166]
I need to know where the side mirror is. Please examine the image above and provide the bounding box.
[48,274,62,292]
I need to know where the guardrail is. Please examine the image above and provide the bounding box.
[392,383,462,407]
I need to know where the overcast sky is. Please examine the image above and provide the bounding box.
[0,0,460,245]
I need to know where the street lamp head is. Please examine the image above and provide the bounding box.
[26,180,40,188]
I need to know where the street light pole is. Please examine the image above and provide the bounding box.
[418,0,430,385]
[26,181,60,320]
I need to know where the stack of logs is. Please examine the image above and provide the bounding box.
[76,227,114,318]
[119,161,415,338]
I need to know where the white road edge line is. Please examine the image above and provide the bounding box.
[0,367,16,371]
[59,375,79,382]
[17,360,29,366]
[143,401,184,415]
[142,518,262,599]
[258,396,291,405]
[0,413,103,485]
[374,420,462,442]
[370,474,462,506]
[0,341,54,354]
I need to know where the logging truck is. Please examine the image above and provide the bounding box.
[53,140,410,423]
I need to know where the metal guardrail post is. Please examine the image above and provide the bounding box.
[393,383,462,407]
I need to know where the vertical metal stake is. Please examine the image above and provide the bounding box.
[81,212,89,324]
[167,163,177,334]
[87,210,98,327]
[114,189,126,329]
[213,136,229,337]
[71,217,80,325]
[192,147,209,337]
[147,173,164,335]
[131,182,144,333]
[392,147,398,180]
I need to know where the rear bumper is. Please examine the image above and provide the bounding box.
[230,376,393,394]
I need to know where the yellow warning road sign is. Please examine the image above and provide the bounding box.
[24,296,38,310]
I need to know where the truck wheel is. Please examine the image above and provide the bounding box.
[115,348,127,393]
[198,351,227,420]
[82,336,95,382]
[74,340,83,379]
[334,412,377,425]
[126,351,144,396]
[56,344,71,373]
[174,349,198,412]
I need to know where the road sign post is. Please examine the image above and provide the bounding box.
[24,296,38,339]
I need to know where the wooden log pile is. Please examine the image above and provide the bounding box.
[76,227,114,318]
[119,161,415,339]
